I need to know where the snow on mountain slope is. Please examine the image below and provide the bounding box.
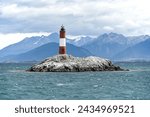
[0,33,59,57]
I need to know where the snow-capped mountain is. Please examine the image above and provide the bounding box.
[113,38,150,61]
[0,32,150,62]
[0,33,94,58]
[68,36,95,46]
[127,35,150,45]
[81,32,150,60]
[0,33,59,57]
[82,33,129,59]
[96,32,128,45]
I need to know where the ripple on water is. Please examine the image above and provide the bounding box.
[0,62,150,99]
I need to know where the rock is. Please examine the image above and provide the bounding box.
[27,54,127,72]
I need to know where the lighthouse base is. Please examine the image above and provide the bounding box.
[59,46,66,54]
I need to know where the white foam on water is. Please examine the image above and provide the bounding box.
[8,70,26,73]
[128,69,150,72]
[93,85,99,88]
[56,83,74,87]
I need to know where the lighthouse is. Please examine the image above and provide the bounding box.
[59,25,66,54]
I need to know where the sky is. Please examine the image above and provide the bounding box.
[0,0,150,49]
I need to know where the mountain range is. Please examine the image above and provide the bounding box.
[114,39,150,61]
[0,33,59,57]
[0,32,150,62]
[0,43,91,62]
[82,33,150,60]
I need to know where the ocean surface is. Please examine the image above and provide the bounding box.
[0,62,150,100]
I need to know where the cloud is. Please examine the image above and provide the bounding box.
[103,26,114,32]
[0,0,150,36]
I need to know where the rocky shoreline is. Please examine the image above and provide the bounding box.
[28,55,127,72]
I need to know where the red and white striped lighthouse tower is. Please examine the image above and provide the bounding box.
[59,25,66,54]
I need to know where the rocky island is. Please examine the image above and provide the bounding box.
[28,26,127,72]
[28,54,126,72]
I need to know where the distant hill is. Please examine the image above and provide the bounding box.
[82,33,128,59]
[0,43,92,62]
[113,39,150,61]
[127,35,150,46]
[0,33,59,57]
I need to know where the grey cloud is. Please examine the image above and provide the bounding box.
[0,0,150,36]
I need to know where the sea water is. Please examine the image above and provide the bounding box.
[0,62,150,100]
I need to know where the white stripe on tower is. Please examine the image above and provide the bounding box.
[59,38,66,46]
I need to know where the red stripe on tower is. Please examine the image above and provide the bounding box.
[59,25,66,54]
